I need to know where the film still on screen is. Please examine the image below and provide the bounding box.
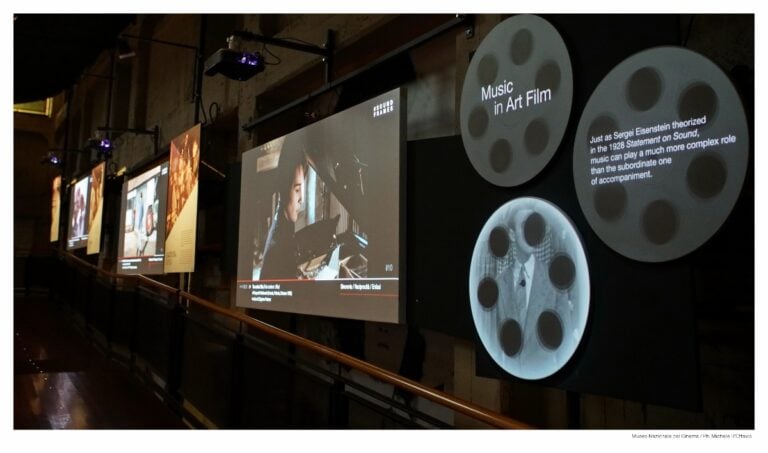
[118,161,169,274]
[236,89,403,323]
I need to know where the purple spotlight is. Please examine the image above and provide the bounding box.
[239,52,262,66]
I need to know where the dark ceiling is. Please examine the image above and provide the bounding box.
[14,14,135,103]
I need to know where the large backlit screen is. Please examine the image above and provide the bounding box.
[117,161,170,275]
[236,88,404,323]
[66,175,90,250]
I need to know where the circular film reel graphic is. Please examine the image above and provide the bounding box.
[469,197,590,380]
[573,47,749,262]
[460,14,573,187]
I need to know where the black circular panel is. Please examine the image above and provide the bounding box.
[490,139,513,173]
[593,183,628,221]
[468,106,489,138]
[523,212,546,247]
[549,254,576,290]
[627,66,662,112]
[510,29,533,65]
[500,319,523,357]
[536,60,561,93]
[678,82,718,124]
[478,53,499,86]
[642,199,678,245]
[477,277,499,308]
[489,226,510,257]
[588,115,618,141]
[524,119,549,156]
[687,152,727,199]
[537,310,564,350]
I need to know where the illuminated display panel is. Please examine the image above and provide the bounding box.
[469,197,590,380]
[164,124,201,273]
[67,175,90,250]
[117,161,170,275]
[459,14,573,187]
[50,176,61,242]
[236,88,404,323]
[86,162,105,255]
[572,47,749,262]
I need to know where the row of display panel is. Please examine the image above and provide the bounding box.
[51,89,405,325]
[34,16,756,422]
[47,14,751,388]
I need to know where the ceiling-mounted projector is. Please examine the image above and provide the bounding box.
[204,48,265,81]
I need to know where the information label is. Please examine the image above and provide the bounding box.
[573,47,749,262]
[460,15,573,187]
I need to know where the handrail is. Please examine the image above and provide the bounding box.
[58,251,531,429]
[137,274,181,295]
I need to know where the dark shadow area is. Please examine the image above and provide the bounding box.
[14,292,187,429]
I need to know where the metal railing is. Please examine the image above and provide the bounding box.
[55,251,531,429]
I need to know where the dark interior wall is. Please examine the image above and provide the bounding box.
[14,120,58,256]
[408,14,753,427]
[14,111,59,291]
[15,13,753,429]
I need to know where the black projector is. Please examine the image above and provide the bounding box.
[204,48,265,81]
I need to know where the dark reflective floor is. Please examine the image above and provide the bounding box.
[14,292,187,429]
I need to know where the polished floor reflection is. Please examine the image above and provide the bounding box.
[14,293,186,429]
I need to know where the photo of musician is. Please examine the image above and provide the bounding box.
[123,176,159,257]
[234,89,402,323]
[69,176,89,242]
[259,146,309,280]
[246,135,370,282]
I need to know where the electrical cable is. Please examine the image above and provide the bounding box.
[208,102,220,124]
[197,92,209,125]
[279,36,318,47]
[261,43,282,65]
